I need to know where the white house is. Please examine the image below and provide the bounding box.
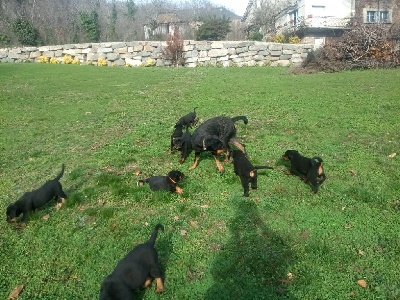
[275,0,356,46]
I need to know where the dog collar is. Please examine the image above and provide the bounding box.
[169,177,176,184]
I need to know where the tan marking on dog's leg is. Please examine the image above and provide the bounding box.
[175,186,183,194]
[61,197,66,204]
[143,277,152,288]
[56,202,62,210]
[249,171,255,177]
[188,155,199,170]
[230,139,246,154]
[214,155,225,173]
[155,277,164,293]
[10,217,17,223]
[318,162,324,175]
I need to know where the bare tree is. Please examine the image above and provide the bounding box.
[248,0,292,36]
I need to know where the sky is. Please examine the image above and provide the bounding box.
[211,0,249,16]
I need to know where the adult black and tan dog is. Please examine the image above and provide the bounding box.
[282,150,326,193]
[6,164,67,227]
[189,116,248,173]
[232,150,273,197]
[99,224,165,300]
[137,170,185,194]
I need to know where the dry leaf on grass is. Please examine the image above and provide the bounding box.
[357,279,367,287]
[133,171,140,176]
[388,153,396,158]
[42,215,50,220]
[349,169,357,175]
[190,220,197,228]
[7,284,24,300]
[180,229,187,236]
[77,205,85,211]
[174,216,179,221]
[344,224,352,229]
[358,249,365,255]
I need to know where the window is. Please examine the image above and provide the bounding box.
[380,11,390,23]
[290,9,299,25]
[366,10,391,23]
[366,11,376,23]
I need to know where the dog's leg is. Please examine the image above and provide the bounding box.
[155,277,164,293]
[143,277,152,288]
[229,138,247,156]
[175,186,183,194]
[250,174,258,190]
[188,153,199,170]
[213,155,224,173]
[240,177,250,197]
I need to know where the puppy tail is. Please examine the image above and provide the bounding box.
[231,116,248,125]
[55,164,65,181]
[310,156,323,166]
[147,223,165,246]
[255,166,274,170]
[193,107,198,113]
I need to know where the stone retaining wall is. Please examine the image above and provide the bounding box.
[0,40,314,67]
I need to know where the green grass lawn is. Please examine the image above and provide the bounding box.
[0,63,399,299]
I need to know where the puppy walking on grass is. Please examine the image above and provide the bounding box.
[232,150,273,197]
[99,224,165,300]
[6,164,67,227]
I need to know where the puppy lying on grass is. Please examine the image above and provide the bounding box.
[232,150,273,197]
[137,170,184,194]
[6,164,67,228]
[100,224,165,300]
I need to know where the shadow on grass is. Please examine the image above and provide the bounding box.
[205,196,295,300]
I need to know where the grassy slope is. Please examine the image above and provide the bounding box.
[0,64,399,299]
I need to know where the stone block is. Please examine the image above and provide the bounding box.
[211,42,224,49]
[97,47,113,53]
[29,51,41,58]
[208,49,228,57]
[270,50,282,57]
[107,53,120,61]
[114,47,128,54]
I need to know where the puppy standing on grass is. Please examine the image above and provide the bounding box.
[170,124,183,153]
[232,150,273,197]
[6,164,67,227]
[175,107,198,128]
[173,126,192,164]
[282,150,326,194]
[137,170,184,194]
[99,224,165,300]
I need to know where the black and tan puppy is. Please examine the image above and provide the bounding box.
[137,170,184,194]
[190,116,248,173]
[282,150,326,193]
[170,124,183,153]
[99,224,165,300]
[232,150,273,197]
[175,107,198,128]
[6,164,67,227]
[173,127,192,164]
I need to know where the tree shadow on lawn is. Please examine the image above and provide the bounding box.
[205,196,295,300]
